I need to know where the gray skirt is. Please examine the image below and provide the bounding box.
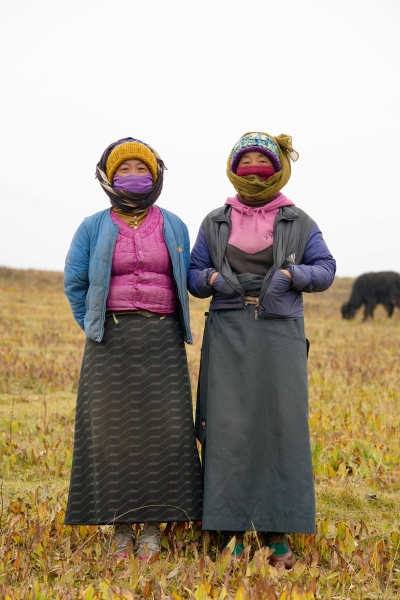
[197,307,315,533]
[65,313,203,525]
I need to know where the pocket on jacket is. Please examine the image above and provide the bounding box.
[259,270,303,318]
[211,273,241,298]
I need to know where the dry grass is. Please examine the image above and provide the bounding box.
[0,267,399,599]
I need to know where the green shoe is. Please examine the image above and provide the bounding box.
[231,541,245,558]
[225,534,245,559]
[265,532,295,569]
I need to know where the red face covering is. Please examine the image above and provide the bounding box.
[236,165,276,180]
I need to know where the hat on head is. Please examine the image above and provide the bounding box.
[230,132,281,174]
[227,132,299,204]
[96,136,166,213]
[105,138,158,183]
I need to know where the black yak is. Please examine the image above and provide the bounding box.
[341,272,400,320]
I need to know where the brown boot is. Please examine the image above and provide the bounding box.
[265,533,296,569]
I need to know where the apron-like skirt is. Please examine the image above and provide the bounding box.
[197,307,315,533]
[65,313,203,525]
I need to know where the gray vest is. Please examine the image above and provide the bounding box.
[202,205,314,301]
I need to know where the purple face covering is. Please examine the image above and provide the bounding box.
[113,174,153,194]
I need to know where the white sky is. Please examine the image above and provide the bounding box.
[0,0,399,277]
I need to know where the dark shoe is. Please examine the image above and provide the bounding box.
[265,533,295,569]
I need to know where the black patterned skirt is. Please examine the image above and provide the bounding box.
[65,313,203,525]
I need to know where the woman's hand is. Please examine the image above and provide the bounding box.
[210,272,219,286]
[280,269,293,280]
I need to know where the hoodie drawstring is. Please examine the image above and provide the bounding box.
[239,205,267,232]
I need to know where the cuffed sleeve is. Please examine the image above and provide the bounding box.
[188,228,216,298]
[289,224,336,293]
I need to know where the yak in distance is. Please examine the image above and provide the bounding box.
[341,271,400,320]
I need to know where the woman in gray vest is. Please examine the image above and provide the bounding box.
[188,132,336,567]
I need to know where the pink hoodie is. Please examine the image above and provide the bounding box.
[225,193,295,254]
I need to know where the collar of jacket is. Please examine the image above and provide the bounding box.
[210,204,299,224]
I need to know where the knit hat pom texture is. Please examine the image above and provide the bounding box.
[106,140,158,184]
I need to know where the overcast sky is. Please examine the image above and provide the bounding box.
[1,0,399,277]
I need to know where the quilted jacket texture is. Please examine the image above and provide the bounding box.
[188,205,336,318]
[64,207,192,343]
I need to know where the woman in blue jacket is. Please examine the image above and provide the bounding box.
[64,137,202,560]
[188,132,336,567]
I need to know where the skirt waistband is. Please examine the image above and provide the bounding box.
[106,310,163,325]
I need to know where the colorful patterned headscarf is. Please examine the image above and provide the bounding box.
[227,132,299,205]
[95,137,166,212]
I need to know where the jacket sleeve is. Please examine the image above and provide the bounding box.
[64,220,91,330]
[182,221,190,274]
[188,227,217,298]
[288,224,336,293]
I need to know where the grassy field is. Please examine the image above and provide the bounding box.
[0,267,399,599]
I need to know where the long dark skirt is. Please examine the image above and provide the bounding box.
[197,307,315,533]
[65,313,203,525]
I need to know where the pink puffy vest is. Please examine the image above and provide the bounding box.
[106,207,176,314]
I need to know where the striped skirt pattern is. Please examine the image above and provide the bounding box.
[65,313,203,525]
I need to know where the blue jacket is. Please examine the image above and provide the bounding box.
[188,205,336,318]
[64,207,192,343]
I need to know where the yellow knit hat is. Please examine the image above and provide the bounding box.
[105,141,158,184]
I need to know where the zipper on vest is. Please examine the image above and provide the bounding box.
[258,208,299,303]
